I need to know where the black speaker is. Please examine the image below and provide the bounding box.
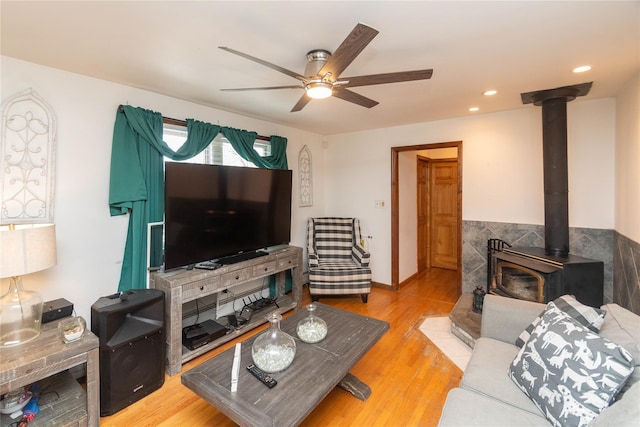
[91,289,165,416]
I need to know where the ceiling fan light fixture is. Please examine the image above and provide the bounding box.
[220,23,432,112]
[305,81,333,99]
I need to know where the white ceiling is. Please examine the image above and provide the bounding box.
[2,1,638,135]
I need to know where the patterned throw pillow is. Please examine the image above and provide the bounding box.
[508,304,634,427]
[516,295,606,348]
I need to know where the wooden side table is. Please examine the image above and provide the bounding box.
[0,320,99,426]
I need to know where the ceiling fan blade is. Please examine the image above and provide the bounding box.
[339,69,433,88]
[319,23,379,79]
[291,94,312,112]
[219,46,307,82]
[221,85,303,92]
[332,88,379,108]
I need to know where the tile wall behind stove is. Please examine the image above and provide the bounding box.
[462,220,614,304]
[613,232,640,315]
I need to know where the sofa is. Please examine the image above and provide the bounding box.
[438,294,640,427]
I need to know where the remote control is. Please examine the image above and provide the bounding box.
[247,364,277,388]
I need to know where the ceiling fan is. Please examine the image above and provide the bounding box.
[219,23,433,112]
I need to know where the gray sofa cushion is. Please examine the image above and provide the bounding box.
[508,305,634,427]
[438,388,549,427]
[599,303,640,395]
[461,337,542,416]
[481,295,544,344]
[587,381,640,426]
[443,377,640,427]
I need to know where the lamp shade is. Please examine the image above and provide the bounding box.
[1,224,57,278]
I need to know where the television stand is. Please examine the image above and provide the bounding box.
[150,245,303,376]
[217,250,267,265]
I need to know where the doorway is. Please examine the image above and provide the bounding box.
[391,141,462,294]
[419,157,458,271]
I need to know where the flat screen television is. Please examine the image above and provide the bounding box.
[164,162,292,270]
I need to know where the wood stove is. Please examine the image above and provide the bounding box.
[486,82,605,309]
[488,241,604,307]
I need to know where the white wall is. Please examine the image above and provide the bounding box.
[326,99,616,286]
[2,55,623,316]
[615,72,640,242]
[1,56,326,321]
[398,151,417,281]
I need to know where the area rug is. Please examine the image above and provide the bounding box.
[418,316,472,371]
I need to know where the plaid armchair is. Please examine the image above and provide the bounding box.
[307,217,371,303]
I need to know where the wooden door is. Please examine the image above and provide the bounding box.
[417,157,429,271]
[430,159,458,270]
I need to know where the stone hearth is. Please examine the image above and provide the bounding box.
[449,294,481,348]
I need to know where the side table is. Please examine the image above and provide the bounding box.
[0,320,99,426]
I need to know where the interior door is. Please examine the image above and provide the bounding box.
[417,157,429,272]
[429,159,458,270]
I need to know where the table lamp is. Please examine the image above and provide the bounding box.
[0,224,57,347]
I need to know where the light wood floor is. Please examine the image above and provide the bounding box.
[100,268,462,426]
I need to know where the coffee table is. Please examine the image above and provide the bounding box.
[181,303,389,427]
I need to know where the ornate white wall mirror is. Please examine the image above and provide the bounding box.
[1,89,57,224]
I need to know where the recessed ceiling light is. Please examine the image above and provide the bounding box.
[469,107,479,112]
[573,65,592,73]
[483,90,497,96]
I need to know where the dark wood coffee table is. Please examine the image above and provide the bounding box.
[181,303,389,427]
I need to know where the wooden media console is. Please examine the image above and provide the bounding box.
[150,245,303,376]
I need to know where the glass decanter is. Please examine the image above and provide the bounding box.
[251,312,296,373]
[296,303,328,343]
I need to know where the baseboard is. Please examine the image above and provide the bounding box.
[398,273,418,290]
[371,281,393,290]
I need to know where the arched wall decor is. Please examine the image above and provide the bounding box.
[298,145,313,207]
[1,89,57,224]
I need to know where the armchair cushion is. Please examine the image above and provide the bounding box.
[310,217,359,260]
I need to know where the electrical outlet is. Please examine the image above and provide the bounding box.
[375,200,385,208]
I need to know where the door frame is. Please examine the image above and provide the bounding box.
[416,155,430,272]
[390,141,463,292]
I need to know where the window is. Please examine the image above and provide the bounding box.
[163,125,271,166]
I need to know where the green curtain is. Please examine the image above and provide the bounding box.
[109,106,220,291]
[222,127,288,169]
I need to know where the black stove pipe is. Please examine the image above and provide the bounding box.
[521,82,592,258]
[541,98,570,257]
